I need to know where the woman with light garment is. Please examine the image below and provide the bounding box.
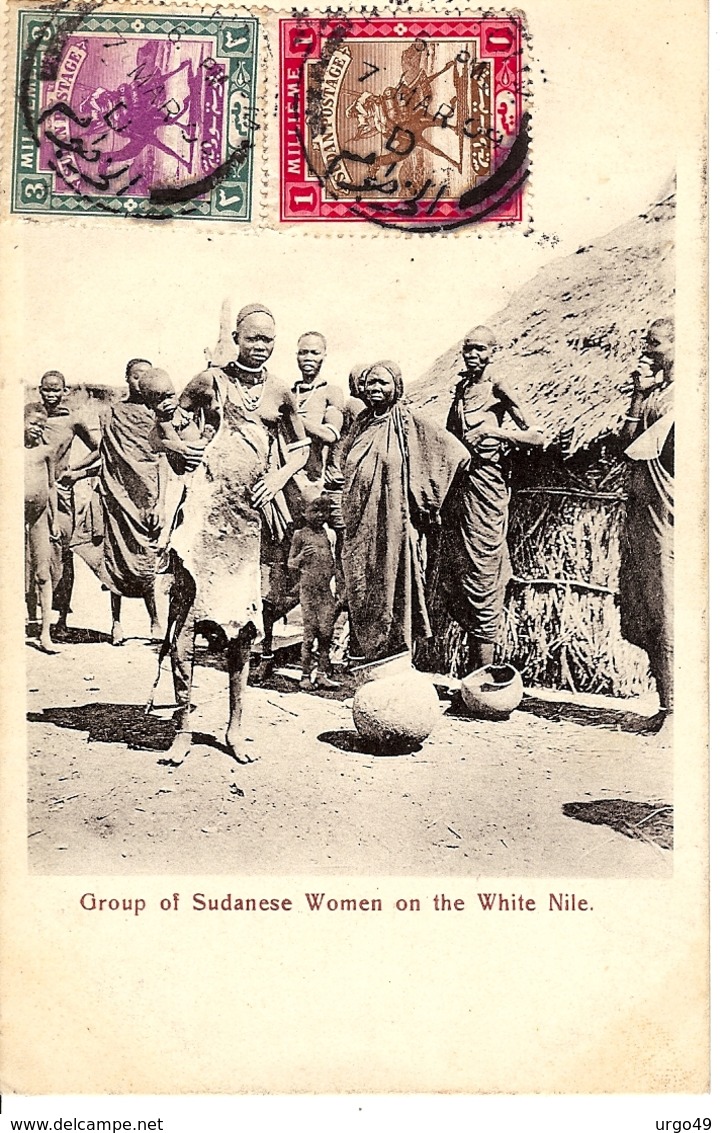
[148,303,310,766]
[618,317,674,733]
[341,360,468,665]
[440,326,547,674]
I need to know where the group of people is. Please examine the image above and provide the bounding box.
[24,305,675,764]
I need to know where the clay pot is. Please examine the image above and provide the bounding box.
[460,664,524,720]
[353,668,442,753]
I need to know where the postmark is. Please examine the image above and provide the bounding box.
[279,13,527,230]
[12,5,259,221]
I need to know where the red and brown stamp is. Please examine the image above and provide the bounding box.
[279,13,527,231]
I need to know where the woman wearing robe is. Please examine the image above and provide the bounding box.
[619,317,674,730]
[154,303,309,766]
[341,360,468,664]
[70,358,165,644]
[440,326,546,672]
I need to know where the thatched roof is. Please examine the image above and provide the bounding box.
[410,181,675,455]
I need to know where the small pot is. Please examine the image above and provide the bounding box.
[460,663,524,720]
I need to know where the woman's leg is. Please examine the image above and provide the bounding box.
[226,624,257,763]
[467,635,495,673]
[143,580,162,640]
[164,615,196,765]
[29,516,58,655]
[110,593,124,646]
[257,599,277,682]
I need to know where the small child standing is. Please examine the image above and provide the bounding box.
[24,403,60,653]
[288,496,339,691]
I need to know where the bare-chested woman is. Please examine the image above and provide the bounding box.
[155,304,309,766]
[441,326,546,672]
[24,404,60,654]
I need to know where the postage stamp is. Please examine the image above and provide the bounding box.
[279,13,527,230]
[12,7,259,221]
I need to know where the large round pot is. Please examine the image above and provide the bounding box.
[460,664,524,720]
[353,669,442,753]
[351,650,412,687]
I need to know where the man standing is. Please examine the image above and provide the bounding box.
[34,370,98,636]
[619,318,674,731]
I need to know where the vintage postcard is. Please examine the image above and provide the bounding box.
[0,0,708,1100]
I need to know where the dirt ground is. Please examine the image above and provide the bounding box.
[26,561,673,877]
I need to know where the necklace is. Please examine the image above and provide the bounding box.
[225,360,266,412]
[239,382,264,412]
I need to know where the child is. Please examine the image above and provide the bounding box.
[24,403,60,653]
[288,496,340,690]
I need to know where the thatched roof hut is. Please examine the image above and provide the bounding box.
[413,181,675,697]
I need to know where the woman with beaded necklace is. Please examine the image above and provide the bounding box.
[153,303,310,766]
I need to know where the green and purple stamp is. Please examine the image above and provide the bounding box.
[13,7,259,221]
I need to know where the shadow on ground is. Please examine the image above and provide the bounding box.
[27,703,175,752]
[519,695,659,734]
[563,799,673,849]
[51,626,113,645]
[317,729,422,757]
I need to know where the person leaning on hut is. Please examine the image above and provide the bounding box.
[440,326,546,673]
[341,360,468,664]
[151,303,310,766]
[619,317,674,732]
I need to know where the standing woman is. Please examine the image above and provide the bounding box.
[341,360,467,664]
[70,358,165,645]
[156,304,310,766]
[441,326,546,673]
[618,317,674,730]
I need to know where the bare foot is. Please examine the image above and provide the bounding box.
[149,620,163,641]
[316,672,340,690]
[654,711,673,744]
[299,674,313,691]
[111,620,125,646]
[38,634,60,655]
[226,724,255,764]
[160,731,193,767]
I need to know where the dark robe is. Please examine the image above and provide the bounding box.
[72,401,161,597]
[618,382,674,706]
[440,378,514,643]
[341,402,468,662]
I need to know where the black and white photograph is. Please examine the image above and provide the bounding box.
[22,189,676,878]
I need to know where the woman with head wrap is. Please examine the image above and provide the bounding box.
[151,303,310,766]
[341,360,468,664]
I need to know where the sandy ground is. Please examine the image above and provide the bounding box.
[26,560,673,876]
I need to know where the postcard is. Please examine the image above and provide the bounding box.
[0,0,708,1096]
